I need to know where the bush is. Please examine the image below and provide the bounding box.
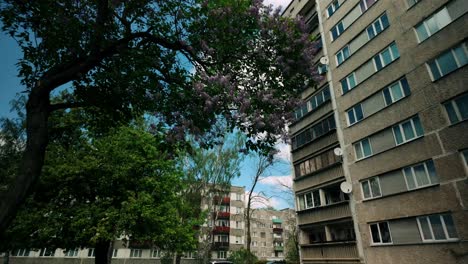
[228,248,258,264]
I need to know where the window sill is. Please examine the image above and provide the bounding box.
[297,200,349,214]
[361,183,440,202]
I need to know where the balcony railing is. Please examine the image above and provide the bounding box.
[213,242,230,249]
[213,226,230,234]
[300,241,359,262]
[297,201,351,225]
[214,212,230,219]
[274,246,284,251]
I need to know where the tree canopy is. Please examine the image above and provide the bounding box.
[0,0,319,234]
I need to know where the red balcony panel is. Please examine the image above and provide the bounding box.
[213,196,231,205]
[214,211,230,219]
[213,226,230,233]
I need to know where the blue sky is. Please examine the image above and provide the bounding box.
[0,0,295,210]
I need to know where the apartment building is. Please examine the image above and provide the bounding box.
[248,208,296,261]
[284,0,468,263]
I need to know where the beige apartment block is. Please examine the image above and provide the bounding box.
[284,0,468,263]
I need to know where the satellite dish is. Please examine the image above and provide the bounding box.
[340,182,353,194]
[334,147,343,156]
[320,56,329,65]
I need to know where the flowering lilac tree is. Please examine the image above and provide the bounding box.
[0,0,320,236]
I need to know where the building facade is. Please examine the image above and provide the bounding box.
[284,0,468,263]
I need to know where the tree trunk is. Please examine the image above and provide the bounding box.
[0,86,50,236]
[174,253,182,264]
[95,240,112,264]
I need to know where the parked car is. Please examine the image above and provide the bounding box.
[209,261,233,264]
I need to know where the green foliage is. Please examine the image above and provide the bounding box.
[1,116,199,252]
[255,260,268,264]
[228,248,258,264]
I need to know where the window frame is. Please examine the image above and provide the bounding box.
[331,21,344,41]
[427,43,468,81]
[354,138,373,160]
[414,7,451,43]
[341,72,357,94]
[383,78,410,106]
[369,221,393,245]
[416,214,459,242]
[373,43,399,71]
[392,116,423,145]
[361,177,382,200]
[443,93,468,124]
[347,103,364,126]
[402,160,438,190]
[327,0,341,18]
[130,249,142,258]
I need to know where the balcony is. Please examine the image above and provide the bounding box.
[297,201,351,225]
[213,226,230,234]
[213,242,230,249]
[214,196,230,205]
[300,241,359,263]
[214,211,230,219]
[272,218,283,224]
[273,227,283,233]
[274,246,284,252]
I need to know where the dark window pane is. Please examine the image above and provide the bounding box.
[341,79,349,93]
[374,56,383,70]
[381,14,389,28]
[343,46,350,58]
[379,222,392,243]
[370,178,381,197]
[442,214,458,238]
[429,215,446,240]
[402,121,415,140]
[414,164,430,186]
[356,104,364,121]
[404,168,416,190]
[383,88,392,105]
[437,51,458,76]
[455,94,468,120]
[375,21,382,33]
[393,126,404,144]
[323,87,331,101]
[348,110,356,125]
[401,78,411,96]
[429,61,441,80]
[370,224,381,243]
[419,217,433,240]
[413,116,424,136]
[367,26,375,39]
[362,181,371,199]
[362,138,372,157]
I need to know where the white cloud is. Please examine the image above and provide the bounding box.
[260,175,292,190]
[274,142,291,162]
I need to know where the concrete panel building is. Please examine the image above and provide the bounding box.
[284,0,468,263]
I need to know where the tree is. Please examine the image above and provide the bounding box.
[176,131,246,264]
[245,153,275,260]
[0,0,320,233]
[228,248,258,264]
[0,120,200,264]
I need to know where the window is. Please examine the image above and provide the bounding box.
[327,0,342,17]
[331,21,344,41]
[360,0,378,12]
[236,207,242,214]
[373,42,400,71]
[403,160,438,190]
[318,64,328,75]
[294,148,341,178]
[462,150,468,169]
[415,7,451,42]
[11,249,30,257]
[354,138,372,160]
[236,221,241,228]
[130,249,142,258]
[341,72,357,93]
[383,78,411,106]
[336,45,350,65]
[407,0,420,8]
[294,86,331,120]
[298,190,321,210]
[39,248,55,257]
[370,222,392,244]
[217,251,227,259]
[417,214,458,242]
[361,177,382,199]
[347,104,364,125]
[291,115,336,150]
[236,193,242,201]
[261,232,266,238]
[392,116,424,145]
[151,249,161,258]
[428,42,468,81]
[87,248,95,258]
[112,249,118,258]
[251,241,258,246]
[64,248,78,257]
[367,13,390,40]
[444,93,468,124]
